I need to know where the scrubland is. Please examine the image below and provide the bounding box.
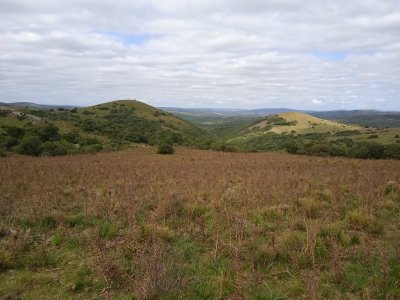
[1,147,399,299]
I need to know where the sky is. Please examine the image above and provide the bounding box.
[0,0,400,110]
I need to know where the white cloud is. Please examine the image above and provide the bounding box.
[0,0,399,110]
[312,99,323,105]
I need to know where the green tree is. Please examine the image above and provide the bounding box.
[18,135,43,156]
[42,141,71,156]
[40,123,60,142]
[4,126,25,139]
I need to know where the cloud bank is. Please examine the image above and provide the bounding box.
[0,0,399,109]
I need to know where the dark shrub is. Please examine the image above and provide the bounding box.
[4,137,19,149]
[286,143,299,154]
[364,142,384,159]
[18,135,43,156]
[63,130,80,144]
[4,126,25,139]
[157,142,174,154]
[42,141,71,156]
[384,144,400,159]
[39,123,60,142]
[91,144,103,152]
[211,142,238,152]
[309,143,330,156]
[350,142,384,159]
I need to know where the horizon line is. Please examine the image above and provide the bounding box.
[1,100,399,112]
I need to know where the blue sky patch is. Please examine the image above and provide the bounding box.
[310,51,347,60]
[94,31,150,45]
[118,33,149,45]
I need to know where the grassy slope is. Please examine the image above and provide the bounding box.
[1,100,207,151]
[1,99,200,133]
[233,112,400,146]
[1,148,399,299]
[84,100,196,132]
[250,112,361,134]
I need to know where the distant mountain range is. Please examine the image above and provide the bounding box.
[311,110,400,128]
[160,107,299,117]
[161,107,400,128]
[161,107,400,116]
[0,102,78,109]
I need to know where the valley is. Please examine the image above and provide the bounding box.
[1,100,400,159]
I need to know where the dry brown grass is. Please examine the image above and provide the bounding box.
[1,147,399,299]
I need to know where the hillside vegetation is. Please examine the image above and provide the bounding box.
[249,112,361,134]
[226,112,400,159]
[0,100,211,156]
[1,101,400,160]
[1,148,399,299]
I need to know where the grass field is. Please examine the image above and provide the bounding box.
[1,148,400,299]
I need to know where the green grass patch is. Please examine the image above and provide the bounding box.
[99,221,117,239]
[345,211,384,235]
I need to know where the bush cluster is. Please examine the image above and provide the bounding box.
[0,123,103,156]
[229,132,400,160]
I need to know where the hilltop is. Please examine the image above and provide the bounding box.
[249,112,361,134]
[225,112,400,158]
[86,100,194,131]
[71,100,202,141]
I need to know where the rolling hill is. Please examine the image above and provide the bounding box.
[0,100,211,156]
[70,100,201,140]
[249,112,362,134]
[225,112,400,157]
[0,101,77,110]
[1,100,400,159]
[162,107,400,129]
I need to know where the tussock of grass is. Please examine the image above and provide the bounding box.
[295,197,323,219]
[345,211,384,235]
[319,223,352,246]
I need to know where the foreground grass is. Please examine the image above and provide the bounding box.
[1,147,400,299]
